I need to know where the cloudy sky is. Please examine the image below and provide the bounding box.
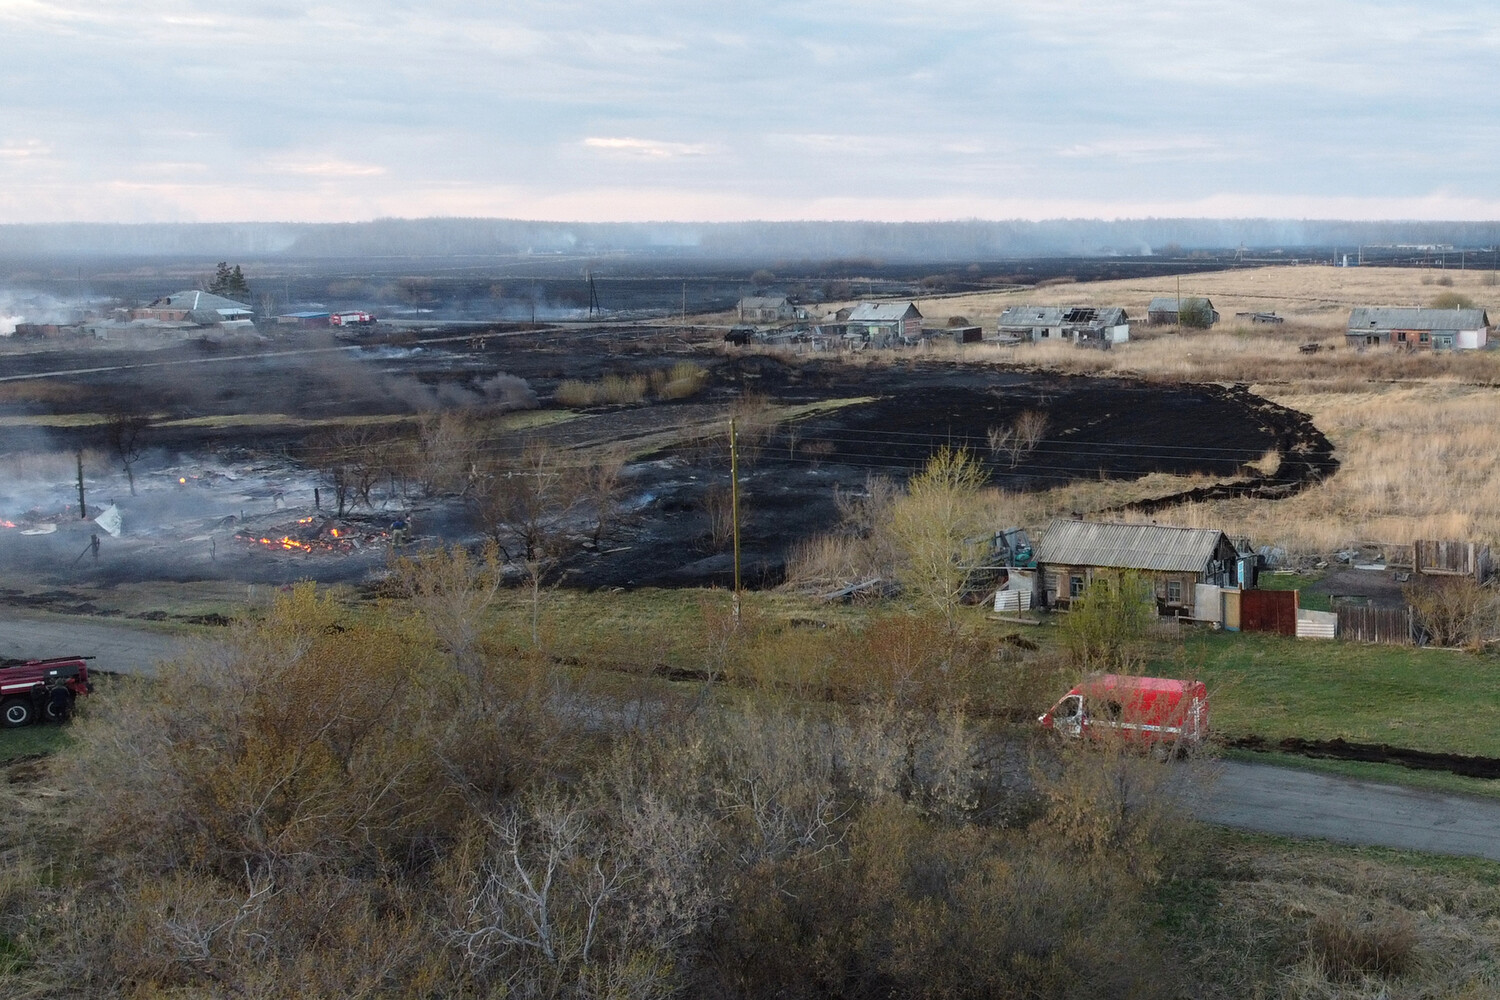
[2,0,1497,223]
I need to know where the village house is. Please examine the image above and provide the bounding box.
[1030,519,1250,617]
[1147,296,1219,327]
[844,301,922,347]
[737,295,795,324]
[1346,306,1490,351]
[134,290,255,329]
[997,305,1130,347]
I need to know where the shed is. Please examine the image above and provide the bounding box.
[1346,307,1489,350]
[1032,519,1246,616]
[1148,297,1219,327]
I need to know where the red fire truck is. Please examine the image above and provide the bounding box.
[1039,674,1208,748]
[0,656,93,727]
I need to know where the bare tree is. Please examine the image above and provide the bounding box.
[104,408,150,496]
[988,410,1050,468]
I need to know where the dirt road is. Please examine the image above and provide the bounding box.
[0,611,186,677]
[1201,759,1500,862]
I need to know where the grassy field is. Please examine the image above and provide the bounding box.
[1155,630,1500,756]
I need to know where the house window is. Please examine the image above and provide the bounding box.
[1167,580,1183,604]
[1420,332,1430,344]
[1397,331,1407,343]
[1070,575,1085,598]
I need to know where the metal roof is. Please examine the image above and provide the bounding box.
[846,301,920,322]
[1033,519,1231,573]
[738,295,789,308]
[998,305,1064,326]
[1348,307,1489,331]
[1148,296,1213,312]
[152,290,252,312]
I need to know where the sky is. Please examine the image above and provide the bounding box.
[2,0,1499,224]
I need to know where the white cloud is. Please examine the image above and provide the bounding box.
[0,139,50,160]
[261,157,388,178]
[583,137,713,159]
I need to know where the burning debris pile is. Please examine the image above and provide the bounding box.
[234,513,394,556]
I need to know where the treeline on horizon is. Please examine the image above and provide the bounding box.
[4,217,1500,261]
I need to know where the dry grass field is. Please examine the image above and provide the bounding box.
[914,264,1500,330]
[745,264,1500,556]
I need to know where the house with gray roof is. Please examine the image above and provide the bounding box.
[844,301,922,347]
[1032,518,1245,615]
[998,305,1130,347]
[737,295,794,324]
[135,290,255,328]
[1346,306,1490,351]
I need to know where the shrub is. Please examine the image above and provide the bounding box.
[554,379,597,407]
[1307,906,1416,980]
[1430,290,1475,309]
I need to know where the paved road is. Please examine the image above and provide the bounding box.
[0,611,186,677]
[5,614,1500,861]
[1201,759,1500,861]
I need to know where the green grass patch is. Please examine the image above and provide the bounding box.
[1257,570,1331,611]
[1154,630,1500,756]
[0,725,71,763]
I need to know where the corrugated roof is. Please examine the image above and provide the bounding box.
[1147,296,1213,312]
[739,296,788,308]
[1033,519,1230,573]
[847,301,920,322]
[998,305,1063,326]
[153,290,252,312]
[1348,306,1489,331]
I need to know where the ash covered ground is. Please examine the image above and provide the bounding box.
[0,325,1333,594]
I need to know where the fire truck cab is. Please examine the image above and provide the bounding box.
[1039,674,1208,747]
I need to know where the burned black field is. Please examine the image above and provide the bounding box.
[0,326,1333,591]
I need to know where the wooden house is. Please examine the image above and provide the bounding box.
[737,296,795,324]
[1031,519,1247,616]
[845,301,922,346]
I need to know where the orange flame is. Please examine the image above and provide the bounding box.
[0,520,16,529]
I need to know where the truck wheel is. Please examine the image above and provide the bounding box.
[43,690,74,723]
[1,698,34,728]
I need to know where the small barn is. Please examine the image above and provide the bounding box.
[738,296,795,324]
[1032,519,1247,617]
[1148,296,1219,327]
[845,301,923,346]
[1346,307,1490,351]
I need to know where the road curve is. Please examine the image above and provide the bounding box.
[1200,759,1500,862]
[0,611,186,677]
[6,614,1500,862]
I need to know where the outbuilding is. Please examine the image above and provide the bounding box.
[1148,296,1219,327]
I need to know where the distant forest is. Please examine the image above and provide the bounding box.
[5,218,1500,261]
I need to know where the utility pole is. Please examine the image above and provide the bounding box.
[729,417,742,626]
[76,450,86,519]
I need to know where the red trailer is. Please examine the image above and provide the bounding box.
[1039,674,1208,747]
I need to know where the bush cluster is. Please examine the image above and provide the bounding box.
[3,565,1223,998]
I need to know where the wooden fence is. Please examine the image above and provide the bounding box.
[1336,606,1414,645]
